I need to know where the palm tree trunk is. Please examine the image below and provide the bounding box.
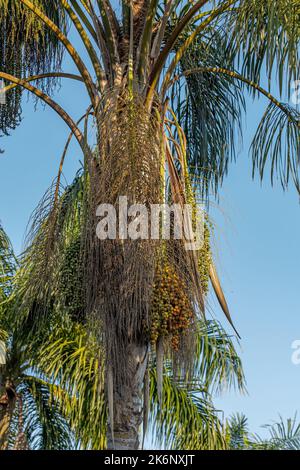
[13,396,29,450]
[13,432,29,451]
[0,393,16,450]
[107,343,148,450]
[0,377,17,450]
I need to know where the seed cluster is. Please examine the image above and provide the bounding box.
[150,263,194,351]
[59,237,84,321]
[198,222,212,294]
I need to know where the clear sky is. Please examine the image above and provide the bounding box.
[0,28,300,439]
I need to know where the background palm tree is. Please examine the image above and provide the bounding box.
[0,224,76,450]
[226,413,300,450]
[0,0,299,449]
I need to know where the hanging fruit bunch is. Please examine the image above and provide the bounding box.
[198,219,212,295]
[58,236,85,322]
[149,217,212,351]
[149,261,194,351]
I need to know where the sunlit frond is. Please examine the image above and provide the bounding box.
[229,0,300,92]
[32,321,107,449]
[149,367,226,450]
[191,319,245,394]
[19,377,75,450]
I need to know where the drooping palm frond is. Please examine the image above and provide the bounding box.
[229,0,300,94]
[0,224,15,327]
[149,366,226,450]
[147,318,245,450]
[11,170,86,335]
[0,224,15,281]
[0,320,77,449]
[251,102,300,191]
[30,320,107,450]
[0,0,67,134]
[152,317,245,398]
[161,2,300,197]
[170,26,245,198]
[16,377,75,450]
[0,339,78,451]
[191,319,245,394]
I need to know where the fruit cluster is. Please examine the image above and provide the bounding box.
[198,221,212,295]
[59,237,84,320]
[150,262,194,351]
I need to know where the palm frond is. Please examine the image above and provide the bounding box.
[32,320,107,449]
[0,224,15,323]
[226,413,250,449]
[175,319,245,394]
[0,224,15,280]
[170,26,245,198]
[18,376,75,450]
[251,102,300,190]
[11,171,86,335]
[149,366,226,450]
[254,415,300,450]
[229,0,300,93]
[0,0,67,134]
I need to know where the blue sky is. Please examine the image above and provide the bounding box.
[1,29,300,439]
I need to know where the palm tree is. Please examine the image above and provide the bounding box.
[7,173,245,449]
[226,413,300,450]
[0,224,14,449]
[0,0,299,449]
[25,303,245,449]
[0,334,76,450]
[1,216,244,450]
[0,224,75,450]
[2,212,245,450]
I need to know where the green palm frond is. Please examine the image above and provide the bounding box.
[0,0,67,134]
[25,313,244,450]
[226,413,250,449]
[0,224,15,325]
[192,320,245,394]
[157,319,245,395]
[251,102,300,190]
[149,367,226,450]
[229,0,300,92]
[0,317,76,449]
[226,414,300,450]
[171,27,245,198]
[0,224,15,278]
[165,2,300,196]
[254,415,300,450]
[11,171,86,335]
[31,320,107,450]
[18,376,75,450]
